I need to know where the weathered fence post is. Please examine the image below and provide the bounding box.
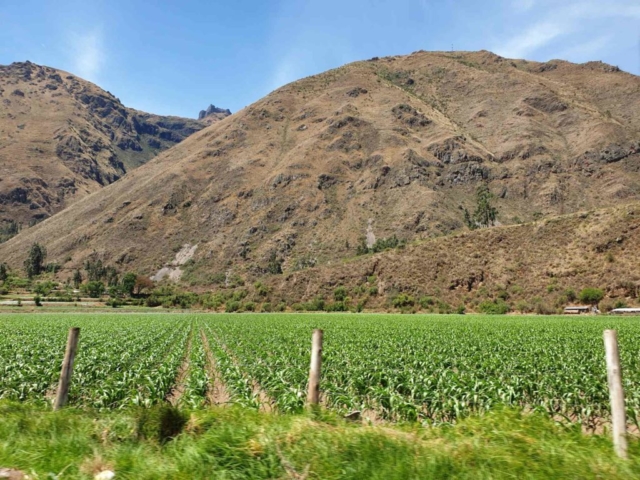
[603,329,628,459]
[54,327,80,411]
[307,329,323,406]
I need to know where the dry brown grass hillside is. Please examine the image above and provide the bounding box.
[0,61,221,230]
[0,51,639,293]
[264,202,640,311]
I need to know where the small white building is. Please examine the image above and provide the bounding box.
[610,308,640,315]
[564,306,591,314]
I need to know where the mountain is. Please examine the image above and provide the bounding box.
[263,202,640,310]
[1,51,639,294]
[198,104,232,125]
[0,61,213,233]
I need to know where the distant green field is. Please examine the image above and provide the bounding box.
[2,313,640,425]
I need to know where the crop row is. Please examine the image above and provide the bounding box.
[3,313,640,425]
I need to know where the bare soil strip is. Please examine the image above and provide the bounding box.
[166,328,193,406]
[208,330,275,412]
[200,329,231,406]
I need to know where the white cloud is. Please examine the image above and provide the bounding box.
[68,29,105,82]
[495,0,640,60]
[495,20,569,59]
[554,34,613,63]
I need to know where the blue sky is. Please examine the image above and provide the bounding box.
[1,0,639,118]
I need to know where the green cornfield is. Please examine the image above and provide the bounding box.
[2,313,640,426]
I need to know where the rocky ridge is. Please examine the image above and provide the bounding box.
[0,61,208,228]
[198,104,232,125]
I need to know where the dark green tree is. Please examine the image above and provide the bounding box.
[24,243,47,278]
[72,269,83,288]
[121,272,137,296]
[579,288,604,306]
[463,208,476,230]
[0,263,8,282]
[83,281,105,298]
[84,257,106,282]
[473,184,498,228]
[105,266,119,287]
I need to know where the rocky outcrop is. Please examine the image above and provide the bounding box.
[198,104,231,120]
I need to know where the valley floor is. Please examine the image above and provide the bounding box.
[2,403,640,479]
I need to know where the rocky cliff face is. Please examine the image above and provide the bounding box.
[0,61,206,230]
[1,51,639,290]
[198,104,231,125]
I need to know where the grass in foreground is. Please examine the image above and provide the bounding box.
[1,403,640,479]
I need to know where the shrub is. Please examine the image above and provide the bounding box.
[243,301,256,312]
[509,285,523,295]
[478,299,510,315]
[231,290,248,302]
[419,296,434,309]
[292,303,304,312]
[515,300,531,313]
[392,293,415,309]
[146,296,162,307]
[334,286,348,302]
[34,295,42,307]
[33,281,55,296]
[532,298,555,315]
[356,236,404,255]
[266,252,283,275]
[225,301,241,313]
[209,272,226,285]
[302,297,325,312]
[254,281,270,297]
[600,299,615,313]
[275,302,287,312]
[579,288,604,305]
[496,288,509,300]
[368,286,378,296]
[564,289,577,302]
[108,298,121,308]
[45,263,61,274]
[325,301,347,312]
[614,299,628,309]
[201,294,224,310]
[261,302,272,313]
[456,304,466,315]
[437,301,452,314]
[7,276,30,289]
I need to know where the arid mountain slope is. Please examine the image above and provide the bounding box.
[265,202,640,309]
[1,51,639,287]
[0,61,217,229]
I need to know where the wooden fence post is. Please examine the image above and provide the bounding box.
[54,327,80,411]
[307,329,323,406]
[604,329,628,459]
